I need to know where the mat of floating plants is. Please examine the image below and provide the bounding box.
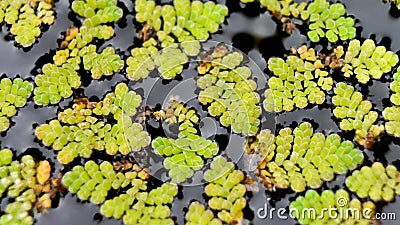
[2,0,400,225]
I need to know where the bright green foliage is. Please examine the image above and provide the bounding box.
[154,44,188,80]
[34,0,123,106]
[126,40,158,80]
[152,135,218,183]
[0,78,33,132]
[0,0,55,47]
[383,68,400,137]
[121,183,178,225]
[185,202,222,225]
[253,122,364,192]
[203,157,247,224]
[197,45,261,136]
[241,0,355,43]
[62,160,178,225]
[81,45,124,79]
[305,0,355,42]
[62,161,142,204]
[290,189,375,225]
[127,0,229,81]
[333,82,383,147]
[346,162,400,202]
[35,83,150,164]
[341,39,399,84]
[0,149,53,225]
[34,64,81,105]
[264,48,332,112]
[135,0,228,42]
[152,101,218,183]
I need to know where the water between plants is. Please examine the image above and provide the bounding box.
[0,0,400,224]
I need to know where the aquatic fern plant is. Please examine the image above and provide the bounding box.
[81,45,124,79]
[0,149,57,225]
[0,0,55,47]
[335,39,399,84]
[240,0,355,43]
[346,162,400,202]
[34,0,123,106]
[185,201,222,225]
[62,160,178,225]
[203,157,247,224]
[151,101,219,183]
[264,46,332,112]
[383,68,400,137]
[251,122,364,192]
[290,189,375,225]
[197,44,261,136]
[126,0,228,81]
[0,77,33,132]
[35,83,150,164]
[333,82,383,148]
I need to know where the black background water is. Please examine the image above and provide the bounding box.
[0,0,400,224]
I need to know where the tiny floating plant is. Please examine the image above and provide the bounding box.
[0,0,55,47]
[0,149,64,225]
[185,201,222,225]
[197,43,261,136]
[290,189,376,224]
[264,45,332,113]
[332,82,384,148]
[240,0,356,43]
[0,77,33,132]
[247,122,364,192]
[202,156,247,224]
[34,0,124,106]
[346,162,400,202]
[383,68,400,137]
[62,160,178,225]
[35,83,150,164]
[126,0,229,81]
[151,100,219,183]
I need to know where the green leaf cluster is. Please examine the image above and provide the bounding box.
[197,45,261,136]
[34,64,81,105]
[152,135,218,183]
[0,77,33,132]
[62,160,147,204]
[127,0,228,81]
[154,44,188,80]
[346,162,400,202]
[306,0,355,42]
[136,0,228,43]
[82,45,124,79]
[62,160,178,225]
[35,83,150,164]
[151,101,218,183]
[383,68,400,137]
[0,149,52,225]
[333,82,383,147]
[241,0,355,43]
[34,0,123,106]
[290,189,375,225]
[341,39,399,84]
[254,122,364,192]
[264,49,332,112]
[0,0,55,47]
[203,157,247,224]
[185,202,222,225]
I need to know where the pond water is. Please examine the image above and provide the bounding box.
[0,0,400,224]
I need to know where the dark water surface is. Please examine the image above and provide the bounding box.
[0,0,400,224]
